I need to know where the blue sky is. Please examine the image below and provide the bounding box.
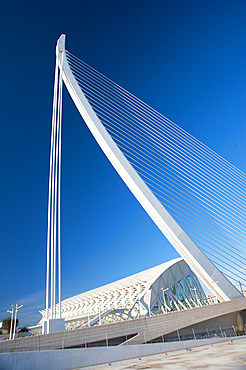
[0,0,245,327]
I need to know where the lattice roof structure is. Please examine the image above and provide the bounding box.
[38,258,212,330]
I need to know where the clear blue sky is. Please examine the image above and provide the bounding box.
[0,0,245,327]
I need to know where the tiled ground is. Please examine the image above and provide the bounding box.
[96,339,246,370]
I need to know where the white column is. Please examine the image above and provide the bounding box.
[45,43,63,326]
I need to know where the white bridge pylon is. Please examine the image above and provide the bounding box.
[45,42,63,324]
[51,33,242,306]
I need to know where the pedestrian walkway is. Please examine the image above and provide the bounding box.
[96,338,246,370]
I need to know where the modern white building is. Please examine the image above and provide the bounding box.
[37,258,211,331]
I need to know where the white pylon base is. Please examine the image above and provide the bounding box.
[42,318,65,334]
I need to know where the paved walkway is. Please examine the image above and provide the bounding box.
[96,339,246,370]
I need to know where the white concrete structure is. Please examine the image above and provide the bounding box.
[2,297,246,353]
[54,34,241,302]
[43,35,65,333]
[1,337,246,370]
[38,258,210,330]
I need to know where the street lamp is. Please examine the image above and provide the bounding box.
[7,305,14,340]
[13,304,23,340]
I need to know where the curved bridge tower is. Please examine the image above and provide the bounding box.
[45,34,244,332]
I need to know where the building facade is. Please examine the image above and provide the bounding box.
[38,258,211,330]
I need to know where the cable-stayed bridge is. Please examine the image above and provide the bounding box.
[45,34,245,328]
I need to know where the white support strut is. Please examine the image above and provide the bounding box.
[45,43,64,321]
[56,34,242,302]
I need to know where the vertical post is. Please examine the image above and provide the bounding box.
[161,287,169,314]
[219,327,223,338]
[58,53,63,318]
[177,329,181,341]
[57,47,63,322]
[13,304,23,340]
[192,328,196,340]
[53,53,63,319]
[46,58,59,320]
[13,304,18,340]
[45,42,63,326]
[50,54,58,319]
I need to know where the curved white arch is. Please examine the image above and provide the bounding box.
[56,34,242,302]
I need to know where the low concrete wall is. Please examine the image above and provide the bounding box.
[1,298,246,354]
[0,336,244,370]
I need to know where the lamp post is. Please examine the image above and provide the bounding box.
[13,304,23,340]
[7,306,14,340]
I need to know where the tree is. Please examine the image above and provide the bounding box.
[1,317,19,334]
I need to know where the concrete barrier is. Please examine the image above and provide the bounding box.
[0,336,245,370]
[1,298,246,354]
